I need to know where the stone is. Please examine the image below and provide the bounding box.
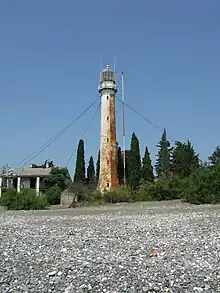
[0,202,220,292]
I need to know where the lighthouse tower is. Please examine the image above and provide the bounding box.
[98,65,120,191]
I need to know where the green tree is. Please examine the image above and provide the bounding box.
[74,139,86,183]
[128,132,141,189]
[155,128,171,177]
[171,140,200,178]
[142,146,154,182]
[125,150,130,184]
[87,156,96,184]
[182,164,220,204]
[44,167,71,190]
[117,146,124,185]
[209,146,220,165]
[45,186,62,205]
[96,150,100,182]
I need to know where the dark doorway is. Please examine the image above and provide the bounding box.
[30,178,36,189]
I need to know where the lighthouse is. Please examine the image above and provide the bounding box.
[98,65,120,191]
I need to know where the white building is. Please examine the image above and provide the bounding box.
[0,167,52,197]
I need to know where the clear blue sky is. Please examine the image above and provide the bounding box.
[0,0,220,175]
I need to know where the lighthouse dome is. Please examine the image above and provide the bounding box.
[100,65,115,82]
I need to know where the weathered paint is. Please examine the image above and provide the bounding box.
[99,91,119,192]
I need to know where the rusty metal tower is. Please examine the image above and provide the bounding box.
[98,65,120,191]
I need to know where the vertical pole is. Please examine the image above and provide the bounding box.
[0,177,2,197]
[122,72,126,186]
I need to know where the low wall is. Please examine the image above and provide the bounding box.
[60,190,77,207]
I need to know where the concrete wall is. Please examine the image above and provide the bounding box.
[21,179,30,189]
[60,190,77,207]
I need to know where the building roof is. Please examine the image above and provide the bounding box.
[1,167,52,178]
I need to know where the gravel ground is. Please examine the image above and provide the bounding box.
[0,201,220,293]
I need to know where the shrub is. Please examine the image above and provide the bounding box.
[0,189,48,210]
[67,183,92,202]
[182,164,220,204]
[135,176,184,202]
[89,190,103,204]
[45,185,61,205]
[139,178,171,201]
[103,187,134,203]
[136,183,153,201]
[0,189,19,210]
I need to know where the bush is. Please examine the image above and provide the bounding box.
[0,189,49,210]
[182,164,220,204]
[89,190,103,204]
[136,183,153,201]
[68,183,92,202]
[45,185,61,205]
[136,176,184,202]
[103,187,134,203]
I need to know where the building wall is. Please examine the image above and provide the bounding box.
[21,178,30,189]
[16,177,45,190]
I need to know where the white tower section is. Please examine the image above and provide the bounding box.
[98,65,119,191]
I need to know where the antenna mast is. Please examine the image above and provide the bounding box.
[122,72,126,186]
[113,56,116,73]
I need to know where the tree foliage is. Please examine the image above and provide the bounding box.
[128,132,141,189]
[87,156,96,184]
[44,167,70,191]
[117,146,124,185]
[155,129,171,177]
[74,139,86,183]
[208,146,220,165]
[171,140,200,178]
[45,186,61,205]
[0,189,48,210]
[181,164,220,204]
[96,150,100,183]
[142,146,154,182]
[124,150,130,184]
[5,128,220,208]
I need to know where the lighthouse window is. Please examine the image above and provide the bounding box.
[107,116,109,121]
[107,183,109,188]
[107,96,109,100]
[107,137,109,142]
[107,160,109,165]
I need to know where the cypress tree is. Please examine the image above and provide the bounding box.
[171,140,200,178]
[96,150,100,182]
[128,132,141,189]
[117,146,124,185]
[87,156,96,184]
[74,139,86,183]
[125,150,130,184]
[155,128,171,177]
[209,146,220,165]
[142,146,154,182]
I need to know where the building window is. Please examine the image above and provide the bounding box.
[107,116,109,121]
[107,160,109,165]
[107,137,109,142]
[107,96,109,100]
[107,183,109,188]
